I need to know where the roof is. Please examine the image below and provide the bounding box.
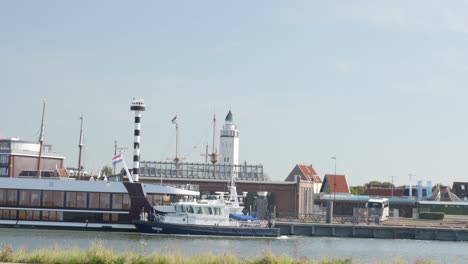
[297,165,322,183]
[320,174,349,193]
[363,188,405,197]
[225,110,233,122]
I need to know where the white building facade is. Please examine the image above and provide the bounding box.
[219,110,239,166]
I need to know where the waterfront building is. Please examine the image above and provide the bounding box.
[0,138,66,178]
[285,164,322,193]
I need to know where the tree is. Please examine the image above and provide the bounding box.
[350,186,366,195]
[101,165,113,177]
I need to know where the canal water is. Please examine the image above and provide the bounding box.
[0,228,467,263]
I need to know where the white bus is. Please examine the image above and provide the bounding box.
[366,198,389,222]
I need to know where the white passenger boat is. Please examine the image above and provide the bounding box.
[133,196,280,237]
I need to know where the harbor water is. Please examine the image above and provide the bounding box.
[1,228,468,263]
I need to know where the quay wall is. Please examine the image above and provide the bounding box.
[276,222,468,241]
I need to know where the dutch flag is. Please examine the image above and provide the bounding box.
[112,153,123,165]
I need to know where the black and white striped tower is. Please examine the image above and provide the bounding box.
[130,98,146,182]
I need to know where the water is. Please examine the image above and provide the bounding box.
[1,228,467,263]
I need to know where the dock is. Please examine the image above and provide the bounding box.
[276,215,468,241]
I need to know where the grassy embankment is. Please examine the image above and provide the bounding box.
[0,242,434,264]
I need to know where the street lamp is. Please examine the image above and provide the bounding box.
[331,156,337,218]
[409,173,415,197]
[389,176,397,197]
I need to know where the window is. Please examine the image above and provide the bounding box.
[112,194,123,209]
[43,191,54,207]
[0,189,5,206]
[66,192,77,208]
[122,194,130,209]
[89,192,99,208]
[0,155,8,164]
[99,193,110,209]
[77,192,87,208]
[0,168,8,176]
[19,190,31,206]
[31,191,41,207]
[462,185,465,191]
[7,189,17,206]
[54,192,64,207]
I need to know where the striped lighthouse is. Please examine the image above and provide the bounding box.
[130,98,146,182]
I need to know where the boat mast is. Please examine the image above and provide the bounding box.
[173,115,179,177]
[77,113,84,180]
[36,100,46,179]
[209,114,218,178]
[210,114,218,164]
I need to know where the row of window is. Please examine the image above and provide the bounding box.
[0,209,120,223]
[0,189,131,210]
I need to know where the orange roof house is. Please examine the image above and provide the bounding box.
[285,164,322,183]
[319,174,350,194]
[285,164,323,193]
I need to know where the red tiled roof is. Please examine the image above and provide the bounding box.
[323,174,349,193]
[297,165,322,183]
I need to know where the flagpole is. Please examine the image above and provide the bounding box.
[121,158,134,183]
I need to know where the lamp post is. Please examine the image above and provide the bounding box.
[331,156,337,202]
[409,173,415,197]
[389,176,397,197]
[331,156,337,220]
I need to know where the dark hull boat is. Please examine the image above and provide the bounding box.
[133,220,280,237]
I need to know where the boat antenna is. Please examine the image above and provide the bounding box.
[36,100,46,179]
[77,113,84,180]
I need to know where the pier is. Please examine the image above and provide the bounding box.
[276,215,468,241]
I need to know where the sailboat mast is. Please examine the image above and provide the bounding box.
[36,100,46,179]
[77,114,84,180]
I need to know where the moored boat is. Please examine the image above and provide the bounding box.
[0,177,198,231]
[133,197,280,237]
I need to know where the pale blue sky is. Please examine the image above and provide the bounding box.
[2,1,468,186]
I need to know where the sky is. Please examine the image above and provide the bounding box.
[2,1,468,186]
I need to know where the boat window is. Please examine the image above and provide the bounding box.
[31,191,40,207]
[208,207,213,215]
[54,191,64,207]
[89,192,100,208]
[66,192,77,208]
[43,191,54,207]
[196,206,203,214]
[7,189,17,206]
[220,208,225,215]
[99,193,110,209]
[213,207,221,215]
[187,206,194,214]
[122,194,131,209]
[0,189,5,206]
[77,192,87,208]
[19,190,31,206]
[112,193,123,209]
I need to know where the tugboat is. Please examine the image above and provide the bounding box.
[133,196,280,237]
